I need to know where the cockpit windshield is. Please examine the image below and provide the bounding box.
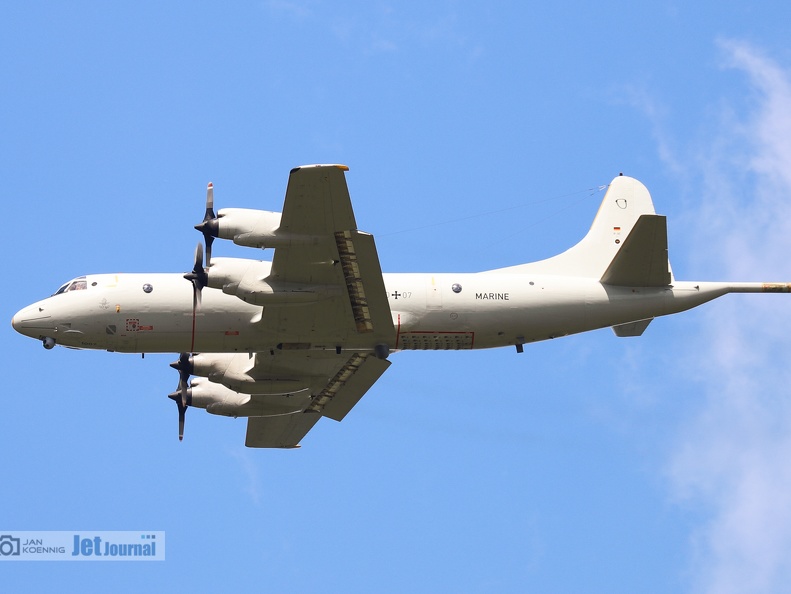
[53,276,88,296]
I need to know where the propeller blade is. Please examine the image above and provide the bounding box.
[195,182,218,267]
[178,404,185,442]
[193,241,204,277]
[205,182,214,217]
[183,244,205,352]
[168,352,194,442]
[184,242,208,306]
[171,352,192,402]
[167,390,189,441]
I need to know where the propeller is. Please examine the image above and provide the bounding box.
[194,182,218,268]
[183,183,218,351]
[170,183,218,440]
[184,242,208,307]
[168,353,193,441]
[177,181,219,417]
[183,242,207,353]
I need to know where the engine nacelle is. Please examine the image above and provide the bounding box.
[188,377,311,417]
[189,353,312,395]
[214,208,289,248]
[188,352,239,382]
[207,257,271,293]
[188,377,251,415]
[208,257,339,306]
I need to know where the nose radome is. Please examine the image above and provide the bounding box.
[11,307,28,332]
[11,307,27,334]
[11,304,52,337]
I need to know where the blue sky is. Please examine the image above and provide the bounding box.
[4,2,791,592]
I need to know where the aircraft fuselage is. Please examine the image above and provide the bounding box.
[12,271,764,354]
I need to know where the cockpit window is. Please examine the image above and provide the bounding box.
[53,276,88,296]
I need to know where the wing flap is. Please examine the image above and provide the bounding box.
[600,214,671,287]
[313,354,391,421]
[334,230,394,337]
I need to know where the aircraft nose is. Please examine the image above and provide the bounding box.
[11,308,26,333]
[11,304,53,337]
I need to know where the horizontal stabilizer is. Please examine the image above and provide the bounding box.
[612,318,653,337]
[600,215,671,287]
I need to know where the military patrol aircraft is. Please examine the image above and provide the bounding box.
[11,165,790,447]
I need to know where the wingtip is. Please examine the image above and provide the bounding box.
[290,164,349,174]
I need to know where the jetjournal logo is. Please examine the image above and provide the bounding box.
[0,531,165,561]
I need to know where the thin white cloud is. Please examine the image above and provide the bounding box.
[665,41,791,594]
[613,83,687,179]
[228,447,263,505]
[264,0,313,20]
[721,40,791,189]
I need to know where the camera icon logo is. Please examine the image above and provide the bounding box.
[0,535,21,556]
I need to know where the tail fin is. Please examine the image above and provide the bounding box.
[493,175,666,279]
[600,214,671,286]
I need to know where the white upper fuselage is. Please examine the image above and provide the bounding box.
[11,270,738,354]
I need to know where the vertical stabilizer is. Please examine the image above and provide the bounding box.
[600,214,671,286]
[492,175,659,278]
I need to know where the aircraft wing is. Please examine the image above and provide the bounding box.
[262,164,395,348]
[244,165,394,447]
[245,412,322,449]
[244,350,391,448]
